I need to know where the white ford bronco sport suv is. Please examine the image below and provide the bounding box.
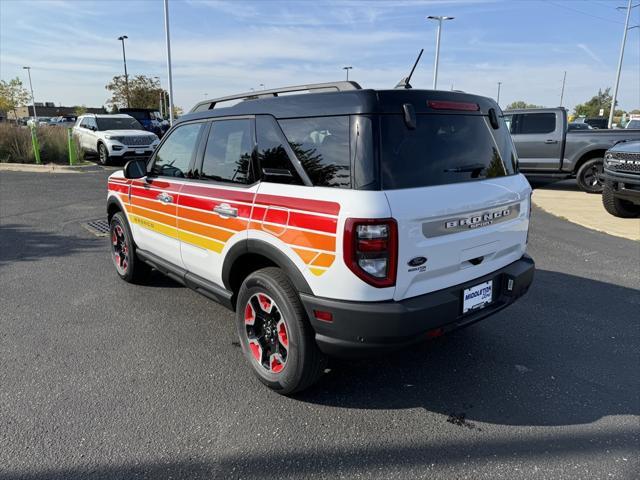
[74,113,160,165]
[107,82,535,394]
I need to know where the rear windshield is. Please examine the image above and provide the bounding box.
[380,114,517,189]
[96,117,143,131]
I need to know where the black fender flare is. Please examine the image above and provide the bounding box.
[107,194,126,220]
[222,239,313,295]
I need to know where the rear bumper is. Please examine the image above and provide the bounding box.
[300,254,534,357]
[604,169,640,205]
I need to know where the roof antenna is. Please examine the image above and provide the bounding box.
[395,49,424,89]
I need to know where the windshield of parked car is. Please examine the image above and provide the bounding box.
[96,116,143,131]
[380,114,518,189]
[626,120,640,129]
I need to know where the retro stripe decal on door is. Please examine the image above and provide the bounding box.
[108,179,341,276]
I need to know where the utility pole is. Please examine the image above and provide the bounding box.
[22,66,37,122]
[496,82,502,105]
[559,71,567,107]
[117,35,130,108]
[343,66,353,81]
[427,15,454,90]
[609,0,634,128]
[164,0,175,125]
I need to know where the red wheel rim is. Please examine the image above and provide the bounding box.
[244,293,289,374]
[111,223,129,275]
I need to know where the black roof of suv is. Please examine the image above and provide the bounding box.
[182,81,500,122]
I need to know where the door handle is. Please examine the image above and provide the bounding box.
[156,192,173,204]
[213,203,238,218]
[544,139,558,144]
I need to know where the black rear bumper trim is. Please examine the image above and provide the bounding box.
[300,255,534,357]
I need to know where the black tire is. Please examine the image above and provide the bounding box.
[235,267,326,395]
[602,180,640,218]
[98,142,111,166]
[576,158,604,193]
[109,212,151,283]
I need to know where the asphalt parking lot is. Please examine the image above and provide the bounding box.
[0,170,638,480]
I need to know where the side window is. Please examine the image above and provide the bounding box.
[278,116,351,188]
[86,118,97,130]
[150,122,203,178]
[517,113,556,135]
[201,119,253,184]
[255,116,303,185]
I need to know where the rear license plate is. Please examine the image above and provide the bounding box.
[462,280,493,314]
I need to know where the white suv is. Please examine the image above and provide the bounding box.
[74,114,160,165]
[106,82,535,394]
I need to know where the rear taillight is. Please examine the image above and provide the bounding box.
[343,218,397,288]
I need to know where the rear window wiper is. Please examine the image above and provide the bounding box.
[444,163,486,173]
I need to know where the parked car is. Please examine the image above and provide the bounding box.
[49,115,77,127]
[73,114,159,165]
[568,122,592,131]
[504,107,640,193]
[601,140,640,218]
[107,81,535,394]
[583,117,609,130]
[26,117,51,127]
[119,108,168,137]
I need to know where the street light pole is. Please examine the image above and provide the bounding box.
[117,35,130,108]
[163,0,175,125]
[427,15,454,90]
[496,82,502,105]
[559,71,567,107]
[343,66,353,81]
[609,0,633,128]
[22,66,37,122]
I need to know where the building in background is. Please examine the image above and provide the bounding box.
[7,102,105,121]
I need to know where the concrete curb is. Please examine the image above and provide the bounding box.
[532,189,639,242]
[0,162,105,174]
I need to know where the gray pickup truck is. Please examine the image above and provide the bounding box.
[504,108,640,192]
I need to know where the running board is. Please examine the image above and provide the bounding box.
[137,249,234,310]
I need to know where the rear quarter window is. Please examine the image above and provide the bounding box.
[278,116,351,188]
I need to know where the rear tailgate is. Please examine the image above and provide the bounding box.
[385,176,530,301]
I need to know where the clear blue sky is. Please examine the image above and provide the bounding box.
[1,0,638,112]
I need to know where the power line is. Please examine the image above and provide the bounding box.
[542,0,626,25]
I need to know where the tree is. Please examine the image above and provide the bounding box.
[105,74,167,110]
[573,88,615,118]
[0,77,31,123]
[505,101,542,110]
[74,105,87,116]
[172,105,183,118]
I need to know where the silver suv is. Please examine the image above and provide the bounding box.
[73,114,159,165]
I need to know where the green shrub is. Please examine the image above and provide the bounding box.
[0,124,33,163]
[0,124,84,164]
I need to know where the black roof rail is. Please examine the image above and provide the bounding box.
[190,81,362,113]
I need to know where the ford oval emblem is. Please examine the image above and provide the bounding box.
[408,256,427,267]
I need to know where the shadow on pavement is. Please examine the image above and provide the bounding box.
[2,428,637,479]
[0,223,98,266]
[298,269,640,427]
[529,178,581,192]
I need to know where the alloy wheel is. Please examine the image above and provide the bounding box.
[244,293,289,374]
[111,223,129,275]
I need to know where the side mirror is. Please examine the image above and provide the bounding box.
[123,159,148,179]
